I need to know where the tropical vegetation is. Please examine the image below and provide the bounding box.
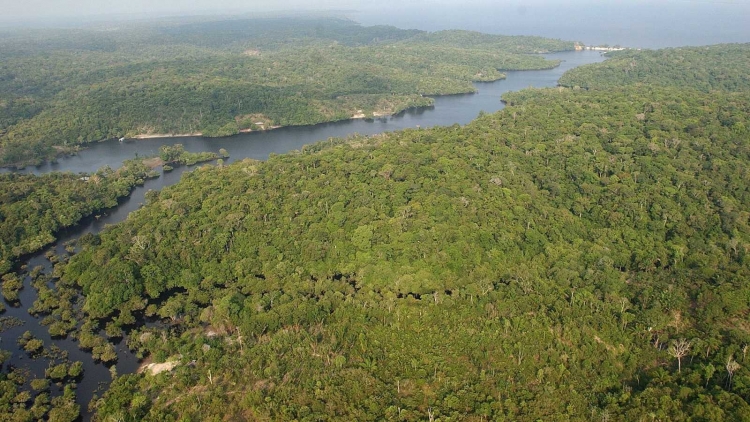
[54,46,750,420]
[2,24,750,422]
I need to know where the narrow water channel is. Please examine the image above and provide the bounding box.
[1,50,605,419]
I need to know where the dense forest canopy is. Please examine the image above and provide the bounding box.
[0,145,224,280]
[0,17,575,167]
[26,44,746,420]
[0,161,154,277]
[558,43,750,92]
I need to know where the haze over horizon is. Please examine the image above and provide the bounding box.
[2,0,750,48]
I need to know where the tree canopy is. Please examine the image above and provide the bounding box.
[558,43,750,92]
[52,45,750,420]
[0,160,155,277]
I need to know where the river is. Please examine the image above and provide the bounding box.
[1,50,605,419]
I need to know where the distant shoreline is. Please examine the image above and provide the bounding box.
[575,43,636,52]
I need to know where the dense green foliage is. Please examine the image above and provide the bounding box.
[558,43,750,91]
[409,30,579,54]
[0,17,573,167]
[0,160,156,277]
[0,373,81,422]
[0,144,227,278]
[54,61,750,420]
[157,144,228,166]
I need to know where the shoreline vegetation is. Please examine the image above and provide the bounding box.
[127,96,437,141]
[128,101,425,140]
[0,146,226,279]
[26,75,508,163]
[558,43,750,91]
[0,17,574,168]
[0,159,157,278]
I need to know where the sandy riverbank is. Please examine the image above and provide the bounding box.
[141,157,166,169]
[352,110,393,119]
[132,133,202,140]
[239,125,282,134]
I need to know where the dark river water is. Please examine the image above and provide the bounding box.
[1,50,604,418]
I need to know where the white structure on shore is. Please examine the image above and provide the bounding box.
[575,43,635,52]
[587,46,627,52]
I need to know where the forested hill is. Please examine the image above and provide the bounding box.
[0,17,575,168]
[46,45,750,420]
[558,43,750,91]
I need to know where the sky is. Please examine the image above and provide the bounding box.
[1,0,749,47]
[0,0,709,21]
[8,0,373,19]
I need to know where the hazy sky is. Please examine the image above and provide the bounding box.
[1,0,748,21]
[6,0,401,19]
[0,0,660,20]
[1,0,748,19]
[1,0,749,48]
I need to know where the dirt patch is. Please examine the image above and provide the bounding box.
[139,359,179,376]
[134,133,201,140]
[142,157,165,169]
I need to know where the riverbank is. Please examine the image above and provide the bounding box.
[239,125,282,133]
[127,101,437,146]
[351,109,417,120]
[133,133,202,140]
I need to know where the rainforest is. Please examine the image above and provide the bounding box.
[0,15,749,422]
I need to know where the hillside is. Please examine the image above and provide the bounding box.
[558,43,750,92]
